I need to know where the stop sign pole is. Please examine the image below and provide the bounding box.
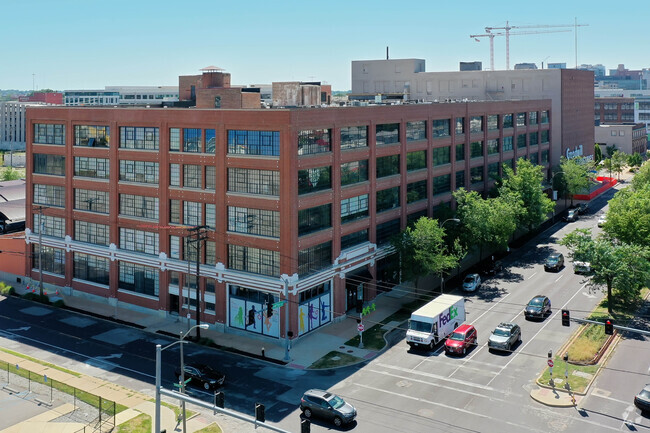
[548,350,553,380]
[358,313,364,349]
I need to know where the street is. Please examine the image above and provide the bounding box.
[1,185,649,432]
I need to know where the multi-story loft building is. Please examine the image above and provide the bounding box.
[349,58,594,165]
[26,99,553,343]
[0,101,51,152]
[595,123,648,156]
[594,88,650,133]
[594,97,635,125]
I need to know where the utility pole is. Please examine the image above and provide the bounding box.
[187,225,208,339]
[33,205,48,298]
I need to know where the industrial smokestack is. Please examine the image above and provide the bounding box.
[386,46,389,60]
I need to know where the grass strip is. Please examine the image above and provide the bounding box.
[309,351,363,369]
[115,412,151,433]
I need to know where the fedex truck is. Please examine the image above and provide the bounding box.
[406,294,466,350]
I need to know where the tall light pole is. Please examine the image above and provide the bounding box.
[155,323,209,433]
[439,218,460,294]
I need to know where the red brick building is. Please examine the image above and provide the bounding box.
[595,97,635,125]
[26,100,552,343]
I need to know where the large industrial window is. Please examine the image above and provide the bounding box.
[455,117,465,135]
[119,194,159,220]
[341,229,369,251]
[227,130,280,156]
[455,143,465,161]
[341,195,369,223]
[119,262,159,297]
[32,245,65,275]
[183,128,202,153]
[227,206,280,238]
[298,129,331,155]
[74,125,110,147]
[120,227,159,255]
[503,114,514,129]
[433,147,450,166]
[75,220,110,245]
[74,189,109,214]
[487,139,500,155]
[74,253,109,285]
[298,241,332,276]
[517,112,526,127]
[33,154,65,176]
[120,127,159,150]
[376,123,400,145]
[34,124,65,145]
[406,151,427,171]
[376,155,400,178]
[298,204,332,236]
[183,164,202,188]
[32,214,65,238]
[470,116,483,133]
[33,184,65,207]
[470,141,484,158]
[470,166,484,184]
[298,166,331,194]
[75,157,109,179]
[503,136,514,152]
[432,119,450,138]
[376,187,400,213]
[433,174,451,196]
[228,245,279,276]
[487,115,500,131]
[406,121,427,142]
[340,126,368,149]
[341,160,369,186]
[119,160,159,184]
[183,201,203,226]
[227,168,280,195]
[407,180,427,203]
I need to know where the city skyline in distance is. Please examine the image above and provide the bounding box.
[2,0,646,92]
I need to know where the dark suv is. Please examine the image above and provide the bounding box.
[488,322,521,352]
[174,363,225,391]
[524,295,551,320]
[544,253,564,272]
[300,389,357,427]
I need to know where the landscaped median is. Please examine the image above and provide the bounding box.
[535,290,648,397]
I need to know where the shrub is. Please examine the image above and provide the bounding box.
[23,292,36,301]
[0,282,15,296]
[53,299,65,308]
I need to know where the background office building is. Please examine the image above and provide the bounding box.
[26,97,553,343]
[349,58,594,165]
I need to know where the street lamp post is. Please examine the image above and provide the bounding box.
[155,323,209,433]
[439,218,460,294]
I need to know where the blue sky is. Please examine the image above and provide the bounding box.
[1,1,646,91]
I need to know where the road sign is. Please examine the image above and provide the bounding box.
[272,301,285,309]
[548,359,554,368]
[357,323,364,332]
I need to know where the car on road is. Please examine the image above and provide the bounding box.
[575,203,589,214]
[598,215,607,227]
[565,209,578,222]
[544,252,564,272]
[300,389,357,427]
[462,273,482,292]
[175,363,225,391]
[635,385,650,414]
[479,259,503,276]
[445,324,477,356]
[573,261,591,275]
[488,322,521,352]
[524,295,551,320]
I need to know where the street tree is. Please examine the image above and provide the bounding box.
[610,150,627,181]
[632,160,650,190]
[628,152,643,168]
[602,158,613,179]
[559,156,593,207]
[606,145,617,158]
[604,184,650,248]
[454,188,520,259]
[392,217,464,289]
[593,144,603,165]
[500,158,555,232]
[560,229,650,315]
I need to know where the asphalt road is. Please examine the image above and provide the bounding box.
[1,183,648,432]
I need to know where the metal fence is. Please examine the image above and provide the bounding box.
[0,359,116,432]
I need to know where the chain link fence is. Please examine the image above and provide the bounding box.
[0,359,116,432]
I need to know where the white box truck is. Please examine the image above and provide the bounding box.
[406,294,466,350]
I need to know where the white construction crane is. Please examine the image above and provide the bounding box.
[470,29,571,71]
[481,20,588,70]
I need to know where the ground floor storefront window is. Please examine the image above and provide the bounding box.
[228,285,279,338]
[298,281,332,336]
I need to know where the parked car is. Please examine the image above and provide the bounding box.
[544,252,564,272]
[635,384,650,413]
[445,324,477,356]
[479,259,503,276]
[575,203,589,214]
[598,215,607,227]
[565,209,578,222]
[524,295,551,320]
[488,322,521,352]
[300,389,357,427]
[174,363,225,391]
[573,261,592,275]
[462,273,482,292]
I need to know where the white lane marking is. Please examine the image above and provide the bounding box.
[590,392,634,406]
[528,272,537,280]
[377,363,495,392]
[0,331,154,379]
[486,282,588,387]
[554,274,564,283]
[412,345,445,370]
[354,382,491,419]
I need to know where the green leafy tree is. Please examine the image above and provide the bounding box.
[392,217,464,288]
[561,229,650,315]
[632,160,650,190]
[602,158,613,179]
[559,157,593,206]
[604,184,650,248]
[610,150,627,180]
[606,145,617,158]
[593,144,603,165]
[454,188,520,259]
[499,158,555,232]
[628,152,643,168]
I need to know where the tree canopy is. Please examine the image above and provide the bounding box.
[559,156,593,206]
[499,158,555,232]
[561,229,650,315]
[604,183,650,249]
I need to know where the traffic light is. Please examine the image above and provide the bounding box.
[561,309,570,327]
[255,403,265,422]
[267,302,273,318]
[605,318,614,335]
